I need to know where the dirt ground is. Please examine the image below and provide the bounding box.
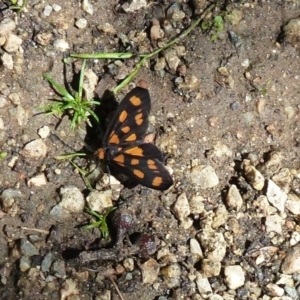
[1,0,300,299]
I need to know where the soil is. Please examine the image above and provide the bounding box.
[1,0,300,299]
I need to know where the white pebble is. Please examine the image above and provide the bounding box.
[28,173,48,187]
[3,33,22,53]
[75,18,87,29]
[86,190,113,213]
[265,214,283,234]
[59,185,85,213]
[0,18,16,36]
[266,179,287,212]
[82,0,94,15]
[140,258,160,284]
[43,5,53,17]
[1,53,13,69]
[21,139,47,158]
[52,4,61,12]
[38,126,50,138]
[224,265,245,290]
[190,165,219,188]
[53,39,70,52]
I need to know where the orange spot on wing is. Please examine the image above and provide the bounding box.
[108,131,120,144]
[133,169,144,178]
[147,159,157,170]
[113,154,125,165]
[119,110,128,123]
[131,159,139,165]
[130,96,142,106]
[125,133,137,142]
[121,126,130,134]
[97,148,105,160]
[152,176,163,187]
[124,147,144,156]
[135,113,143,125]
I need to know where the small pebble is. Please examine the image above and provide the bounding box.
[52,4,61,12]
[28,173,48,187]
[1,53,13,70]
[53,39,70,52]
[266,179,287,212]
[21,139,47,158]
[281,244,300,274]
[190,165,219,189]
[3,33,22,52]
[0,18,16,36]
[265,214,283,234]
[82,0,94,15]
[195,272,213,298]
[140,258,160,284]
[59,185,85,213]
[226,185,243,210]
[75,18,87,29]
[224,265,245,290]
[86,190,113,213]
[43,5,53,16]
[38,126,50,139]
[20,238,39,257]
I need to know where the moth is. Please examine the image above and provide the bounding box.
[96,87,173,190]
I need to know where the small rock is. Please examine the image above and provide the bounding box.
[20,238,39,257]
[266,179,287,212]
[8,92,21,105]
[28,173,48,187]
[86,190,113,213]
[271,168,292,193]
[52,4,61,12]
[212,204,229,229]
[190,238,203,261]
[123,258,134,272]
[60,186,85,213]
[60,278,79,299]
[140,258,160,284]
[207,142,233,161]
[224,265,245,290]
[226,185,243,210]
[20,256,31,272]
[0,95,9,108]
[189,195,205,214]
[43,5,53,16]
[201,259,221,277]
[266,283,284,297]
[286,193,300,215]
[3,33,22,52]
[195,272,213,298]
[97,23,117,35]
[0,18,16,36]
[283,17,300,48]
[38,126,50,138]
[53,39,70,52]
[177,74,200,91]
[83,68,98,100]
[173,192,192,229]
[15,106,29,127]
[122,0,147,12]
[281,244,300,274]
[190,165,219,189]
[50,204,71,218]
[41,252,54,272]
[21,139,47,158]
[290,231,300,246]
[154,57,166,71]
[161,263,181,288]
[150,20,164,41]
[51,259,66,279]
[35,32,52,46]
[164,49,181,72]
[265,214,283,234]
[1,53,13,69]
[243,160,265,190]
[82,0,94,15]
[75,18,87,29]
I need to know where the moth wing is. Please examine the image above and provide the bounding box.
[110,144,173,191]
[103,87,151,146]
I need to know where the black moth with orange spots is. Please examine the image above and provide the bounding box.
[96,87,173,190]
